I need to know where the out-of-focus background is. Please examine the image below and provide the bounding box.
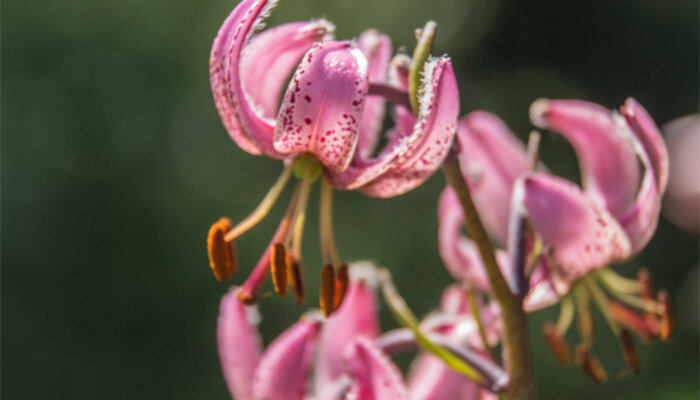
[3,0,698,398]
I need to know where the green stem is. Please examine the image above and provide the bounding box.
[442,154,535,400]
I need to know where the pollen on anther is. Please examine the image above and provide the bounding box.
[332,263,349,312]
[270,243,289,297]
[542,322,571,365]
[320,264,336,316]
[207,217,236,281]
[288,253,305,305]
[658,290,675,340]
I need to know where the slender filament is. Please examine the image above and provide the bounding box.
[225,163,294,241]
[596,268,641,295]
[288,162,315,258]
[319,178,341,267]
[555,296,575,336]
[467,288,496,360]
[584,277,620,336]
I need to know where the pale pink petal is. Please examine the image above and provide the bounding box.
[522,261,560,312]
[437,187,513,293]
[621,98,669,194]
[217,289,263,400]
[530,99,641,215]
[315,273,380,392]
[210,0,266,155]
[456,112,531,244]
[273,41,369,172]
[407,353,486,400]
[439,284,470,314]
[355,58,460,197]
[252,316,322,400]
[356,30,392,158]
[615,99,670,251]
[344,338,408,400]
[214,0,296,157]
[240,20,334,119]
[519,174,632,294]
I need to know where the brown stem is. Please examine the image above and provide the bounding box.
[442,153,535,400]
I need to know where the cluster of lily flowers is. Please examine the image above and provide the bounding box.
[204,0,676,398]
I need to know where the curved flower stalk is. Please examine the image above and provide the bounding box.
[439,99,675,382]
[217,262,506,400]
[207,0,459,313]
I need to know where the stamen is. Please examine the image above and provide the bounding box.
[574,286,594,347]
[320,264,336,316]
[608,300,659,341]
[270,243,289,297]
[319,178,341,267]
[288,158,316,260]
[636,268,654,299]
[287,252,305,305]
[207,217,237,281]
[556,297,575,335]
[658,290,675,340]
[332,263,349,312]
[596,268,641,295]
[584,277,621,336]
[224,164,294,241]
[619,329,640,373]
[236,184,301,304]
[542,322,571,365]
[575,345,607,384]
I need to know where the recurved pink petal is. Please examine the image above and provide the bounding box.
[344,338,408,400]
[212,0,292,157]
[356,58,460,197]
[273,41,368,172]
[315,268,380,392]
[519,174,632,294]
[530,99,641,215]
[356,30,392,158]
[240,20,335,119]
[456,112,531,244]
[217,289,263,400]
[407,353,486,400]
[621,98,669,194]
[437,187,513,293]
[252,315,322,400]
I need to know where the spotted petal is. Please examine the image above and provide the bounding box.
[273,41,369,172]
[456,112,531,244]
[252,315,322,400]
[530,99,641,215]
[214,0,305,157]
[240,20,334,119]
[217,289,263,400]
[356,30,392,158]
[344,338,408,400]
[519,174,632,294]
[315,269,380,392]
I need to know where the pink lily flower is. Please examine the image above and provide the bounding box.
[438,99,674,380]
[217,263,407,400]
[207,0,459,311]
[218,262,505,400]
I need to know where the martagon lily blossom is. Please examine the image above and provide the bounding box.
[207,0,459,313]
[439,98,674,381]
[217,262,505,400]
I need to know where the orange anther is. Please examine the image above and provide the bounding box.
[575,345,607,384]
[332,263,349,312]
[287,253,305,305]
[542,321,571,365]
[320,264,336,316]
[619,329,639,373]
[270,243,289,297]
[207,217,236,281]
[658,290,676,340]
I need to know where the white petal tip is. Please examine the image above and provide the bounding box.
[529,98,551,128]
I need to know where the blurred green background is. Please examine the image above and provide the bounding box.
[3,0,698,398]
